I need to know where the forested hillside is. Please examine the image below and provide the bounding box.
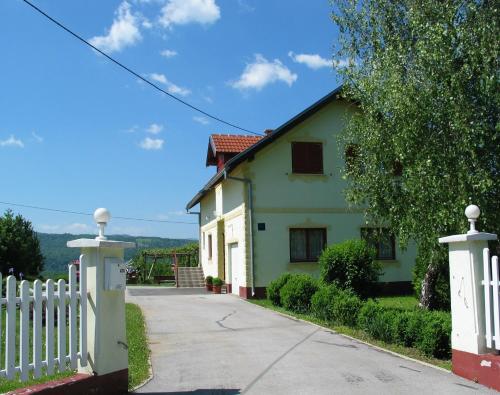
[37,233,196,275]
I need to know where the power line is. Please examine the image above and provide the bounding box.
[21,0,262,137]
[0,201,198,225]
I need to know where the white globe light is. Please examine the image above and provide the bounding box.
[94,208,111,224]
[465,204,480,220]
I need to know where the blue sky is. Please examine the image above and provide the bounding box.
[0,0,343,239]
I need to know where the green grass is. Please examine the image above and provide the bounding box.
[249,298,452,371]
[126,303,150,389]
[376,295,419,310]
[0,303,151,393]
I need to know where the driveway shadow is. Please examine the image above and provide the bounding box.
[134,390,240,395]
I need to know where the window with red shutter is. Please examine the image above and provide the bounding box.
[291,142,323,174]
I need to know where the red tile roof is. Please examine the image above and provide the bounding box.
[210,134,263,154]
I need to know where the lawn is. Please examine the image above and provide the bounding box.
[376,295,420,310]
[0,302,150,393]
[249,298,452,371]
[126,303,151,389]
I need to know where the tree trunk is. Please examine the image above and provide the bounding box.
[419,262,439,309]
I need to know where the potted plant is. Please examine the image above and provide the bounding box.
[205,275,213,291]
[212,277,223,294]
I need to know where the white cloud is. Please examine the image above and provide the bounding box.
[0,135,24,148]
[149,73,190,96]
[38,223,92,234]
[230,54,297,91]
[140,137,164,150]
[159,0,220,28]
[160,49,178,58]
[193,116,209,125]
[67,223,92,232]
[31,132,43,143]
[288,51,330,70]
[288,51,351,70]
[146,123,164,134]
[89,1,142,53]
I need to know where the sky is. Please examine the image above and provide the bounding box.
[0,0,343,239]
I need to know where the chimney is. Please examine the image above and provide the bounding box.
[264,129,273,136]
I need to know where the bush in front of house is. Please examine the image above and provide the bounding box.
[357,301,451,359]
[280,274,319,313]
[318,239,381,298]
[330,289,363,327]
[205,275,213,285]
[267,273,293,306]
[417,311,452,359]
[311,283,340,321]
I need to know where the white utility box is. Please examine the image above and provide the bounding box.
[104,257,127,291]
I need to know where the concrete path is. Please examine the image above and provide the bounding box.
[127,287,494,395]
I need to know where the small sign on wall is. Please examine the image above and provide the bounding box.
[257,223,266,231]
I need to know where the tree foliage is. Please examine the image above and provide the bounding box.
[0,210,44,276]
[332,0,499,308]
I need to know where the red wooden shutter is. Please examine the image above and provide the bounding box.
[292,142,323,174]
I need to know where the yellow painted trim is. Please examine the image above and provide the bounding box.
[221,206,245,222]
[254,207,364,214]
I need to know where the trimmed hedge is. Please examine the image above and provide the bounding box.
[318,239,380,298]
[267,273,293,306]
[280,274,319,313]
[312,285,362,327]
[357,301,451,359]
[311,284,340,321]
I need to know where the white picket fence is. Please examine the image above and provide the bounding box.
[0,254,88,382]
[483,247,500,351]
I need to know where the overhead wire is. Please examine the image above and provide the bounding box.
[0,201,198,225]
[21,0,262,136]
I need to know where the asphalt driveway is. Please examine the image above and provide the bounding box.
[126,287,494,395]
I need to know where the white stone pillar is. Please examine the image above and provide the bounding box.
[439,205,497,354]
[67,209,135,386]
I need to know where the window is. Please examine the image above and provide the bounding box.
[208,234,213,260]
[361,228,396,260]
[290,228,326,262]
[345,144,360,173]
[291,142,323,174]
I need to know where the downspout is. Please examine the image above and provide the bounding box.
[223,169,255,297]
[187,211,201,267]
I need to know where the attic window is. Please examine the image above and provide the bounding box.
[291,142,323,174]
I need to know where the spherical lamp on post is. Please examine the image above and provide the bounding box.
[94,208,111,240]
[465,204,480,235]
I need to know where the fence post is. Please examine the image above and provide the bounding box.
[439,204,498,390]
[67,208,135,395]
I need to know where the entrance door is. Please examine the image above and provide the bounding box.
[229,243,239,295]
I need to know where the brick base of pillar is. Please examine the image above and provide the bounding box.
[11,369,129,395]
[452,349,500,391]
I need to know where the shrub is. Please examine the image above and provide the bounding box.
[319,239,381,298]
[417,311,451,359]
[330,290,362,327]
[212,277,223,286]
[393,311,425,347]
[357,301,397,342]
[280,274,319,313]
[267,273,293,306]
[205,276,213,285]
[311,284,340,321]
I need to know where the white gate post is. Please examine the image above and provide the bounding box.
[439,204,498,387]
[67,208,135,393]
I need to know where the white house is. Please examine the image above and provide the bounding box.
[186,87,417,298]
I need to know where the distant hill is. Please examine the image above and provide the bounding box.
[37,233,196,274]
